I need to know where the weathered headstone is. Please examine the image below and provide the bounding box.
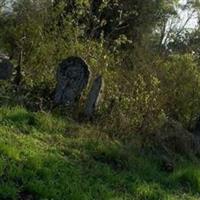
[0,55,13,80]
[54,56,90,105]
[84,75,104,119]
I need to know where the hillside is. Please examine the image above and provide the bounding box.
[0,106,199,200]
[1,1,200,200]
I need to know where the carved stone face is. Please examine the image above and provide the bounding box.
[55,57,90,105]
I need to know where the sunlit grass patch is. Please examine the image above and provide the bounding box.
[172,166,200,193]
[132,181,167,200]
[0,106,199,199]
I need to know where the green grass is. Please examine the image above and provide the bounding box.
[0,106,199,199]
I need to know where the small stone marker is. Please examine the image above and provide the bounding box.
[0,56,13,80]
[193,117,200,136]
[84,75,104,119]
[54,56,90,105]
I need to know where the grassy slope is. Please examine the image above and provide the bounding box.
[0,107,200,200]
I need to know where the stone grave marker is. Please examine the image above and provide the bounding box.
[84,75,104,119]
[0,55,13,80]
[54,56,90,105]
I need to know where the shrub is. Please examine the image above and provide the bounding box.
[99,65,165,140]
[157,54,200,129]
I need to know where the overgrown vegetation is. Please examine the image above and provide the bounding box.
[0,0,200,199]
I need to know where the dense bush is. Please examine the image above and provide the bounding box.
[157,54,200,129]
[98,65,165,139]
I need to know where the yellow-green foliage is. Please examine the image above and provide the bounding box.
[98,65,165,139]
[157,54,200,128]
